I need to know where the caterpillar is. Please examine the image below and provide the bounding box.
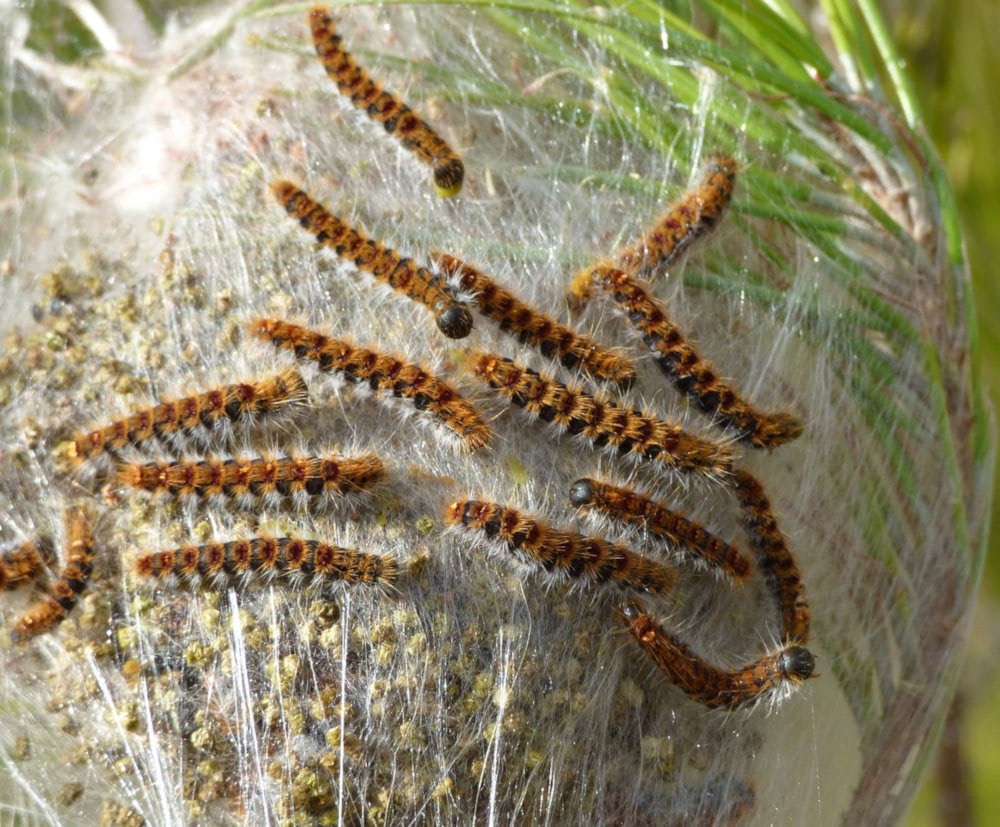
[309,7,464,198]
[468,351,733,480]
[135,537,397,589]
[616,154,737,275]
[0,540,50,591]
[587,267,802,449]
[446,499,676,595]
[568,478,750,582]
[252,318,491,451]
[730,470,810,644]
[115,453,385,506]
[431,251,635,386]
[619,602,815,710]
[11,508,94,643]
[270,181,473,338]
[569,154,737,300]
[70,369,307,465]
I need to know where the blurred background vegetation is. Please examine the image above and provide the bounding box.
[887,0,1000,824]
[5,0,996,821]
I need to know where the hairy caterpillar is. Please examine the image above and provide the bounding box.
[587,267,803,448]
[116,453,385,506]
[619,602,815,710]
[11,508,94,643]
[270,181,472,338]
[309,7,464,197]
[431,251,635,385]
[731,470,810,643]
[252,318,491,451]
[569,154,737,299]
[468,351,733,479]
[136,537,397,589]
[569,478,750,581]
[70,369,307,465]
[446,499,676,594]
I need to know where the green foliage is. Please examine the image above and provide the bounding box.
[895,0,1000,592]
[24,0,100,62]
[891,1,1000,824]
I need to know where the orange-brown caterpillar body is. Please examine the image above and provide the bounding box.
[71,369,307,465]
[468,351,732,479]
[731,470,810,643]
[432,251,635,386]
[136,537,396,589]
[11,508,94,643]
[446,499,675,595]
[116,453,385,506]
[309,7,464,197]
[0,540,50,591]
[253,318,490,451]
[270,181,472,338]
[617,154,736,275]
[590,267,802,449]
[569,478,750,582]
[620,602,815,710]
[569,154,737,299]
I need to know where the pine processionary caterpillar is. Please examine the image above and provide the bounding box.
[116,453,385,504]
[569,154,737,300]
[0,540,50,591]
[618,154,737,274]
[588,267,802,449]
[446,499,676,595]
[569,478,750,582]
[309,7,465,198]
[431,251,636,386]
[270,181,473,339]
[731,469,810,644]
[11,508,94,643]
[252,318,491,451]
[619,602,815,710]
[70,369,307,465]
[135,537,397,590]
[468,351,733,479]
